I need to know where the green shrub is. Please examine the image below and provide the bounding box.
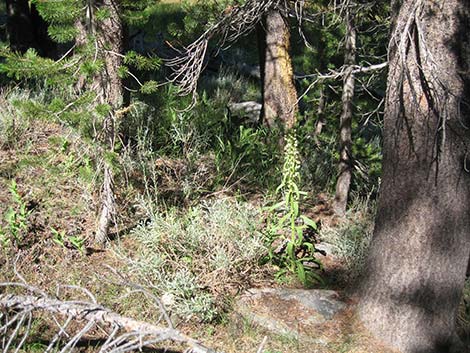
[121,71,280,203]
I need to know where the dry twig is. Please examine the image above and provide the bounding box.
[165,0,282,107]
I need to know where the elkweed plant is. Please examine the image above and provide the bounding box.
[264,130,322,286]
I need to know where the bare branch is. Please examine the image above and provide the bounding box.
[165,0,282,105]
[0,285,217,353]
[296,61,388,105]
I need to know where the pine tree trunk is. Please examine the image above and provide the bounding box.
[258,9,298,131]
[358,1,470,352]
[93,0,124,246]
[256,22,267,126]
[333,10,356,216]
[5,0,35,53]
[313,88,326,139]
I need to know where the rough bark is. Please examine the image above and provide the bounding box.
[333,10,356,216]
[313,88,326,139]
[358,1,470,353]
[5,0,35,53]
[93,0,124,246]
[256,22,267,125]
[258,9,298,130]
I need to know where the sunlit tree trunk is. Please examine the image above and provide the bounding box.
[258,9,298,131]
[94,0,124,246]
[358,1,470,352]
[333,9,356,216]
[313,88,326,139]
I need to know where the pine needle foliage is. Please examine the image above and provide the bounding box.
[32,0,81,43]
[0,0,163,137]
[0,0,163,244]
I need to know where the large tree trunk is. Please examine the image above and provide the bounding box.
[358,1,470,352]
[92,0,124,245]
[5,0,35,53]
[333,9,356,216]
[258,9,298,131]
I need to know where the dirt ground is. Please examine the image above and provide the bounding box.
[0,121,464,353]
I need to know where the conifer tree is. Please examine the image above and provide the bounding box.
[358,1,470,351]
[333,5,356,216]
[0,0,160,245]
[257,8,298,131]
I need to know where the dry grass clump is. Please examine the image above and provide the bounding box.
[458,279,470,344]
[0,89,32,149]
[124,198,270,322]
[319,198,375,284]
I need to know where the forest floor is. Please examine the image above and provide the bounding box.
[2,117,469,353]
[0,118,406,353]
[1,2,469,352]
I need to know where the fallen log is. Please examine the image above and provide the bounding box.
[0,292,217,353]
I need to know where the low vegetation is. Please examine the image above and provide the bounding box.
[125,198,268,322]
[1,1,469,353]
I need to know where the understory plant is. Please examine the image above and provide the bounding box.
[51,227,86,254]
[264,130,322,286]
[0,180,31,248]
[125,198,268,322]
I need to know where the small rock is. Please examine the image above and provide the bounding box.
[315,242,339,256]
[227,101,262,123]
[235,288,346,339]
[161,292,176,308]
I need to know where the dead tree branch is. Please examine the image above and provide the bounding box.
[165,0,282,106]
[296,61,388,105]
[0,283,217,353]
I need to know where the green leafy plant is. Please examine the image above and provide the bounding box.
[0,180,31,248]
[51,227,66,247]
[52,227,86,254]
[68,235,85,254]
[0,230,10,248]
[264,130,322,286]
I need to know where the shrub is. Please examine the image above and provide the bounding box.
[124,198,268,322]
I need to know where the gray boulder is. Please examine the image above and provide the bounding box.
[227,101,262,124]
[235,288,346,339]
